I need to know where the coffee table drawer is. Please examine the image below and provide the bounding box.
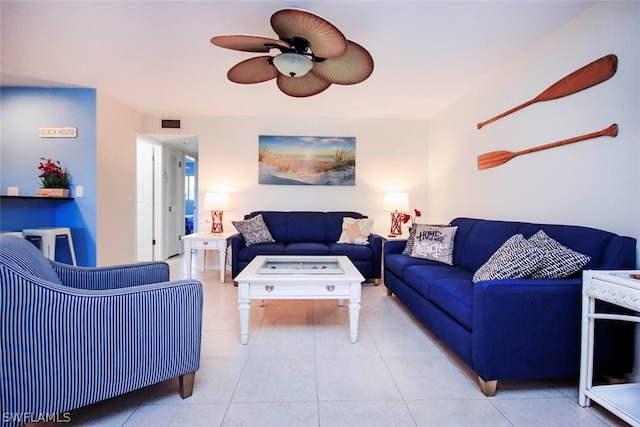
[249,282,351,298]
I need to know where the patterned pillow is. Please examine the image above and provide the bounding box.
[472,234,542,283]
[337,217,374,245]
[403,223,451,255]
[409,224,458,265]
[527,230,591,279]
[232,214,275,247]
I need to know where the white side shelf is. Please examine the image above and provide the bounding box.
[579,270,640,427]
[585,384,640,426]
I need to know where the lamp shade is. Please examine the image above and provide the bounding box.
[272,53,313,78]
[384,192,409,212]
[203,192,230,211]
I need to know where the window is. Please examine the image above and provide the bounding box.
[185,155,195,201]
[185,175,195,201]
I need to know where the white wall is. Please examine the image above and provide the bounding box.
[141,115,429,237]
[96,91,142,265]
[427,1,639,265]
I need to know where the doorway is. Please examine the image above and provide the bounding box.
[136,139,155,261]
[185,155,197,235]
[136,134,198,262]
[166,148,184,258]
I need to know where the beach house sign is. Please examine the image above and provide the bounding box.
[39,127,78,138]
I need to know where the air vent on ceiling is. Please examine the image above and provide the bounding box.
[161,119,181,129]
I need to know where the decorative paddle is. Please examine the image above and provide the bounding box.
[477,54,618,129]
[477,124,618,170]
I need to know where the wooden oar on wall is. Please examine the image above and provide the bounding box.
[477,54,618,129]
[477,124,618,170]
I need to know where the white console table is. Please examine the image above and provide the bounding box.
[579,270,640,426]
[182,231,234,282]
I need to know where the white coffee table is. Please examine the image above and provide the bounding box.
[235,255,364,344]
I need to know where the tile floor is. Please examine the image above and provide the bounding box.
[50,254,629,426]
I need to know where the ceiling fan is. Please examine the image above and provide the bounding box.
[210,8,374,97]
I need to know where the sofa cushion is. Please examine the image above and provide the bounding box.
[472,234,542,283]
[337,217,374,245]
[407,264,474,284]
[0,235,62,285]
[450,218,525,272]
[403,267,434,300]
[527,230,591,278]
[404,265,473,302]
[232,214,275,246]
[410,224,458,265]
[284,242,330,255]
[385,253,447,280]
[237,242,287,261]
[429,279,474,331]
[329,243,374,261]
[284,212,328,243]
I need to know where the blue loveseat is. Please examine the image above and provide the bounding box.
[230,211,383,281]
[384,217,637,396]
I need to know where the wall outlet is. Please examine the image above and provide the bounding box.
[76,186,84,197]
[7,187,19,196]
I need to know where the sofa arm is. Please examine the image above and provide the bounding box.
[51,261,170,290]
[368,233,384,277]
[230,233,245,278]
[384,239,407,256]
[472,278,582,381]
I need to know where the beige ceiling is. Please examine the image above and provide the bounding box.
[1,1,595,121]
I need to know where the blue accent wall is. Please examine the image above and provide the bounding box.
[0,87,97,266]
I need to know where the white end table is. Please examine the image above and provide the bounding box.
[182,231,234,281]
[579,270,640,426]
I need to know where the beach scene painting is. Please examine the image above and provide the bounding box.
[258,135,356,185]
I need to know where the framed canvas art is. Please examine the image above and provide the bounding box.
[258,135,355,186]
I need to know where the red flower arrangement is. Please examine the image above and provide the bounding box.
[38,158,70,189]
[401,208,422,225]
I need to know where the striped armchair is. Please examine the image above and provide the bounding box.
[0,235,203,427]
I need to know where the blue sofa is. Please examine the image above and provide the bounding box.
[230,211,383,281]
[384,217,637,396]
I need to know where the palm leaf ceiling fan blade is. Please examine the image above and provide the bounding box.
[209,8,373,97]
[270,8,347,59]
[227,56,278,84]
[277,73,331,97]
[312,40,374,85]
[210,35,288,53]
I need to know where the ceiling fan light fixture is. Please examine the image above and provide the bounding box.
[272,52,313,77]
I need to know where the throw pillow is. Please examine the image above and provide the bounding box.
[527,230,591,279]
[232,214,275,247]
[472,234,542,283]
[402,224,418,255]
[402,223,451,255]
[337,217,374,245]
[409,224,458,265]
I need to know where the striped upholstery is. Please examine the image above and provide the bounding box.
[0,236,203,427]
